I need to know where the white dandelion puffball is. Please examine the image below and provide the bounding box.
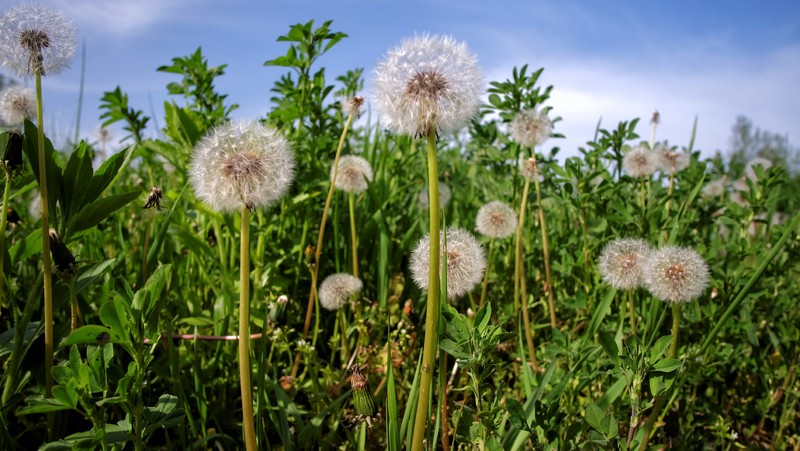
[319,273,363,311]
[475,201,517,239]
[623,144,657,178]
[656,143,690,174]
[510,109,553,148]
[373,34,483,137]
[644,246,709,303]
[702,177,727,199]
[0,85,35,125]
[189,121,295,213]
[418,181,451,208]
[410,227,486,299]
[341,96,365,118]
[332,155,373,194]
[0,4,76,77]
[598,238,653,290]
[744,157,772,181]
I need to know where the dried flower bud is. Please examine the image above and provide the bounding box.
[350,365,377,417]
[49,228,76,280]
[2,130,24,176]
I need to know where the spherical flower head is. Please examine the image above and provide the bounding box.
[598,238,653,290]
[189,121,295,213]
[744,157,772,181]
[656,142,690,174]
[0,85,35,125]
[373,34,483,137]
[623,144,657,178]
[510,109,552,148]
[0,4,76,77]
[332,154,373,194]
[519,156,543,181]
[475,201,517,239]
[410,227,486,299]
[319,273,363,311]
[418,181,451,208]
[341,96,365,118]
[702,176,727,199]
[643,246,709,303]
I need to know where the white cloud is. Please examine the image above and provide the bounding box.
[50,0,192,37]
[483,43,800,161]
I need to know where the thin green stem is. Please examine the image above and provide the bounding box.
[531,158,556,327]
[0,172,11,303]
[68,278,78,332]
[411,133,440,451]
[627,289,637,335]
[638,303,680,449]
[517,177,538,370]
[348,192,359,278]
[143,216,153,282]
[238,207,257,451]
[478,238,495,307]
[35,72,55,400]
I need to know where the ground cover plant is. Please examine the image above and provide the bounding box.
[1,5,799,450]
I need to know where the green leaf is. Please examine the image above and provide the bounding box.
[651,358,682,373]
[18,396,74,415]
[61,142,95,221]
[598,331,620,364]
[61,325,116,346]
[100,300,132,344]
[143,394,184,436]
[86,148,129,202]
[650,335,673,361]
[68,190,140,235]
[52,383,79,409]
[584,403,606,435]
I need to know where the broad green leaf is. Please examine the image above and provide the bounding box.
[61,325,115,346]
[68,190,140,234]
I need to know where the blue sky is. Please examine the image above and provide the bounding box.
[4,0,799,159]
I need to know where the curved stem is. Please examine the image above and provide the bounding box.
[411,133,440,451]
[292,112,355,380]
[531,158,556,327]
[639,303,681,449]
[0,172,11,303]
[238,207,257,450]
[35,72,54,400]
[478,238,495,307]
[349,192,358,278]
[517,179,538,369]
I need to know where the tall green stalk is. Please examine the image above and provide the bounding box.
[0,172,11,303]
[238,207,257,450]
[348,192,359,278]
[638,303,681,449]
[34,72,55,398]
[478,237,495,307]
[530,158,557,327]
[516,178,538,369]
[411,133,440,451]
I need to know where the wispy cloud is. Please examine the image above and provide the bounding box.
[50,0,194,37]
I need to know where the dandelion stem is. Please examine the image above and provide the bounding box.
[517,177,538,369]
[349,192,359,278]
[531,157,557,327]
[238,206,257,451]
[68,277,78,332]
[478,237,495,307]
[301,112,355,337]
[143,216,152,282]
[627,289,637,335]
[0,172,12,303]
[638,303,681,449]
[34,71,55,401]
[411,133,440,451]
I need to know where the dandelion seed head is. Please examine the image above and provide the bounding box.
[510,109,552,148]
[0,4,76,77]
[410,227,486,299]
[644,246,709,303]
[598,238,653,290]
[373,34,483,137]
[341,96,365,118]
[702,176,727,199]
[319,273,363,311]
[189,121,294,213]
[623,144,657,178]
[475,201,517,239]
[332,155,373,194]
[0,85,35,125]
[744,157,772,181]
[656,142,690,174]
[418,181,451,208]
